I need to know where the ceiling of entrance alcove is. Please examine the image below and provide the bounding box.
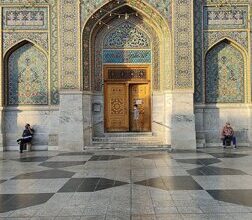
[98,5,144,28]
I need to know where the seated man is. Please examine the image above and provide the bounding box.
[17,124,34,153]
[221,122,237,149]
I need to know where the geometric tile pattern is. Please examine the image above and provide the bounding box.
[3,32,49,53]
[204,31,248,52]
[194,0,204,103]
[59,0,79,89]
[206,40,244,103]
[1,148,252,218]
[7,42,48,105]
[50,1,60,105]
[174,0,193,89]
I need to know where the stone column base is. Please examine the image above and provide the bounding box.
[58,91,84,151]
[83,93,92,146]
[171,91,196,150]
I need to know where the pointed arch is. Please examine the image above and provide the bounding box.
[206,37,248,58]
[4,40,49,106]
[205,38,247,103]
[4,39,48,59]
[82,0,170,38]
[82,0,171,91]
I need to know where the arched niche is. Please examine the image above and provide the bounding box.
[4,40,48,105]
[205,39,246,103]
[92,16,158,92]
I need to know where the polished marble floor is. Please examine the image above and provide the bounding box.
[1,147,252,219]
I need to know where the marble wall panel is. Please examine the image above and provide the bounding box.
[59,92,84,151]
[92,95,104,137]
[4,109,59,148]
[196,107,250,146]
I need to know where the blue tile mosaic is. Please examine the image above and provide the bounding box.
[103,50,151,64]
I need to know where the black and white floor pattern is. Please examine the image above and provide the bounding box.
[1,147,252,219]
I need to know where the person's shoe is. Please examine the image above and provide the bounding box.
[233,145,237,149]
[223,145,226,149]
[20,151,23,153]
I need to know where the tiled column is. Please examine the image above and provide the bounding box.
[249,4,252,146]
[58,0,84,151]
[171,0,196,149]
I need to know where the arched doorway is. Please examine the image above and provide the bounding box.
[92,13,158,135]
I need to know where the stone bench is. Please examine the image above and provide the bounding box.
[24,142,32,151]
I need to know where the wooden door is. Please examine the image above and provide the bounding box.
[130,84,151,132]
[105,83,129,132]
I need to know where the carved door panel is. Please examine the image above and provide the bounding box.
[130,84,151,132]
[105,83,129,132]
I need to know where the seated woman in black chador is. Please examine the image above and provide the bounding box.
[17,124,34,153]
